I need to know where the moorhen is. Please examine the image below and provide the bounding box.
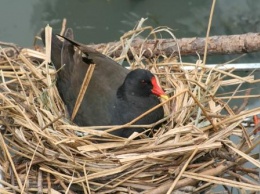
[41,29,167,137]
[110,69,166,137]
[41,28,128,126]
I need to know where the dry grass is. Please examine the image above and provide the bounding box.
[0,20,260,194]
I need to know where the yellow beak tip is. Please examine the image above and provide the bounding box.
[160,94,169,100]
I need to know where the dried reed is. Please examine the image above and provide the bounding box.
[0,22,259,194]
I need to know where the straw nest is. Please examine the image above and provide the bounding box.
[0,22,260,194]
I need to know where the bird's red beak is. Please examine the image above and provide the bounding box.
[151,77,168,100]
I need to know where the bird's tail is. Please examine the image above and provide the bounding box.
[41,28,75,70]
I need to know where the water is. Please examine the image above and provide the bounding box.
[0,0,260,64]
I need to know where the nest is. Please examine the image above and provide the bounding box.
[0,22,260,194]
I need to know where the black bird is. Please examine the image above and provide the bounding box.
[41,29,128,126]
[110,69,166,137]
[41,29,166,137]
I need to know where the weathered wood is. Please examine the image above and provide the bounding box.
[90,32,260,59]
[1,33,260,60]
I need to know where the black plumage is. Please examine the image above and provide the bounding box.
[110,69,165,137]
[41,29,128,126]
[41,29,166,137]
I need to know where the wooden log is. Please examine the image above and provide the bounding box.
[90,32,260,59]
[1,33,260,60]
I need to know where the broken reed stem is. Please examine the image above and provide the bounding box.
[60,18,67,36]
[226,144,260,168]
[183,171,260,191]
[0,179,22,193]
[188,90,218,131]
[83,162,91,194]
[20,138,42,194]
[203,0,216,65]
[148,161,234,194]
[166,147,198,194]
[0,134,23,190]
[71,64,96,121]
[41,114,64,131]
[105,89,188,134]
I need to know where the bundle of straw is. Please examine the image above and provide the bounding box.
[0,23,259,194]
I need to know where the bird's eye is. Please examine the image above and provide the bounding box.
[140,80,147,85]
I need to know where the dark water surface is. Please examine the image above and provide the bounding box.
[1,0,260,63]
